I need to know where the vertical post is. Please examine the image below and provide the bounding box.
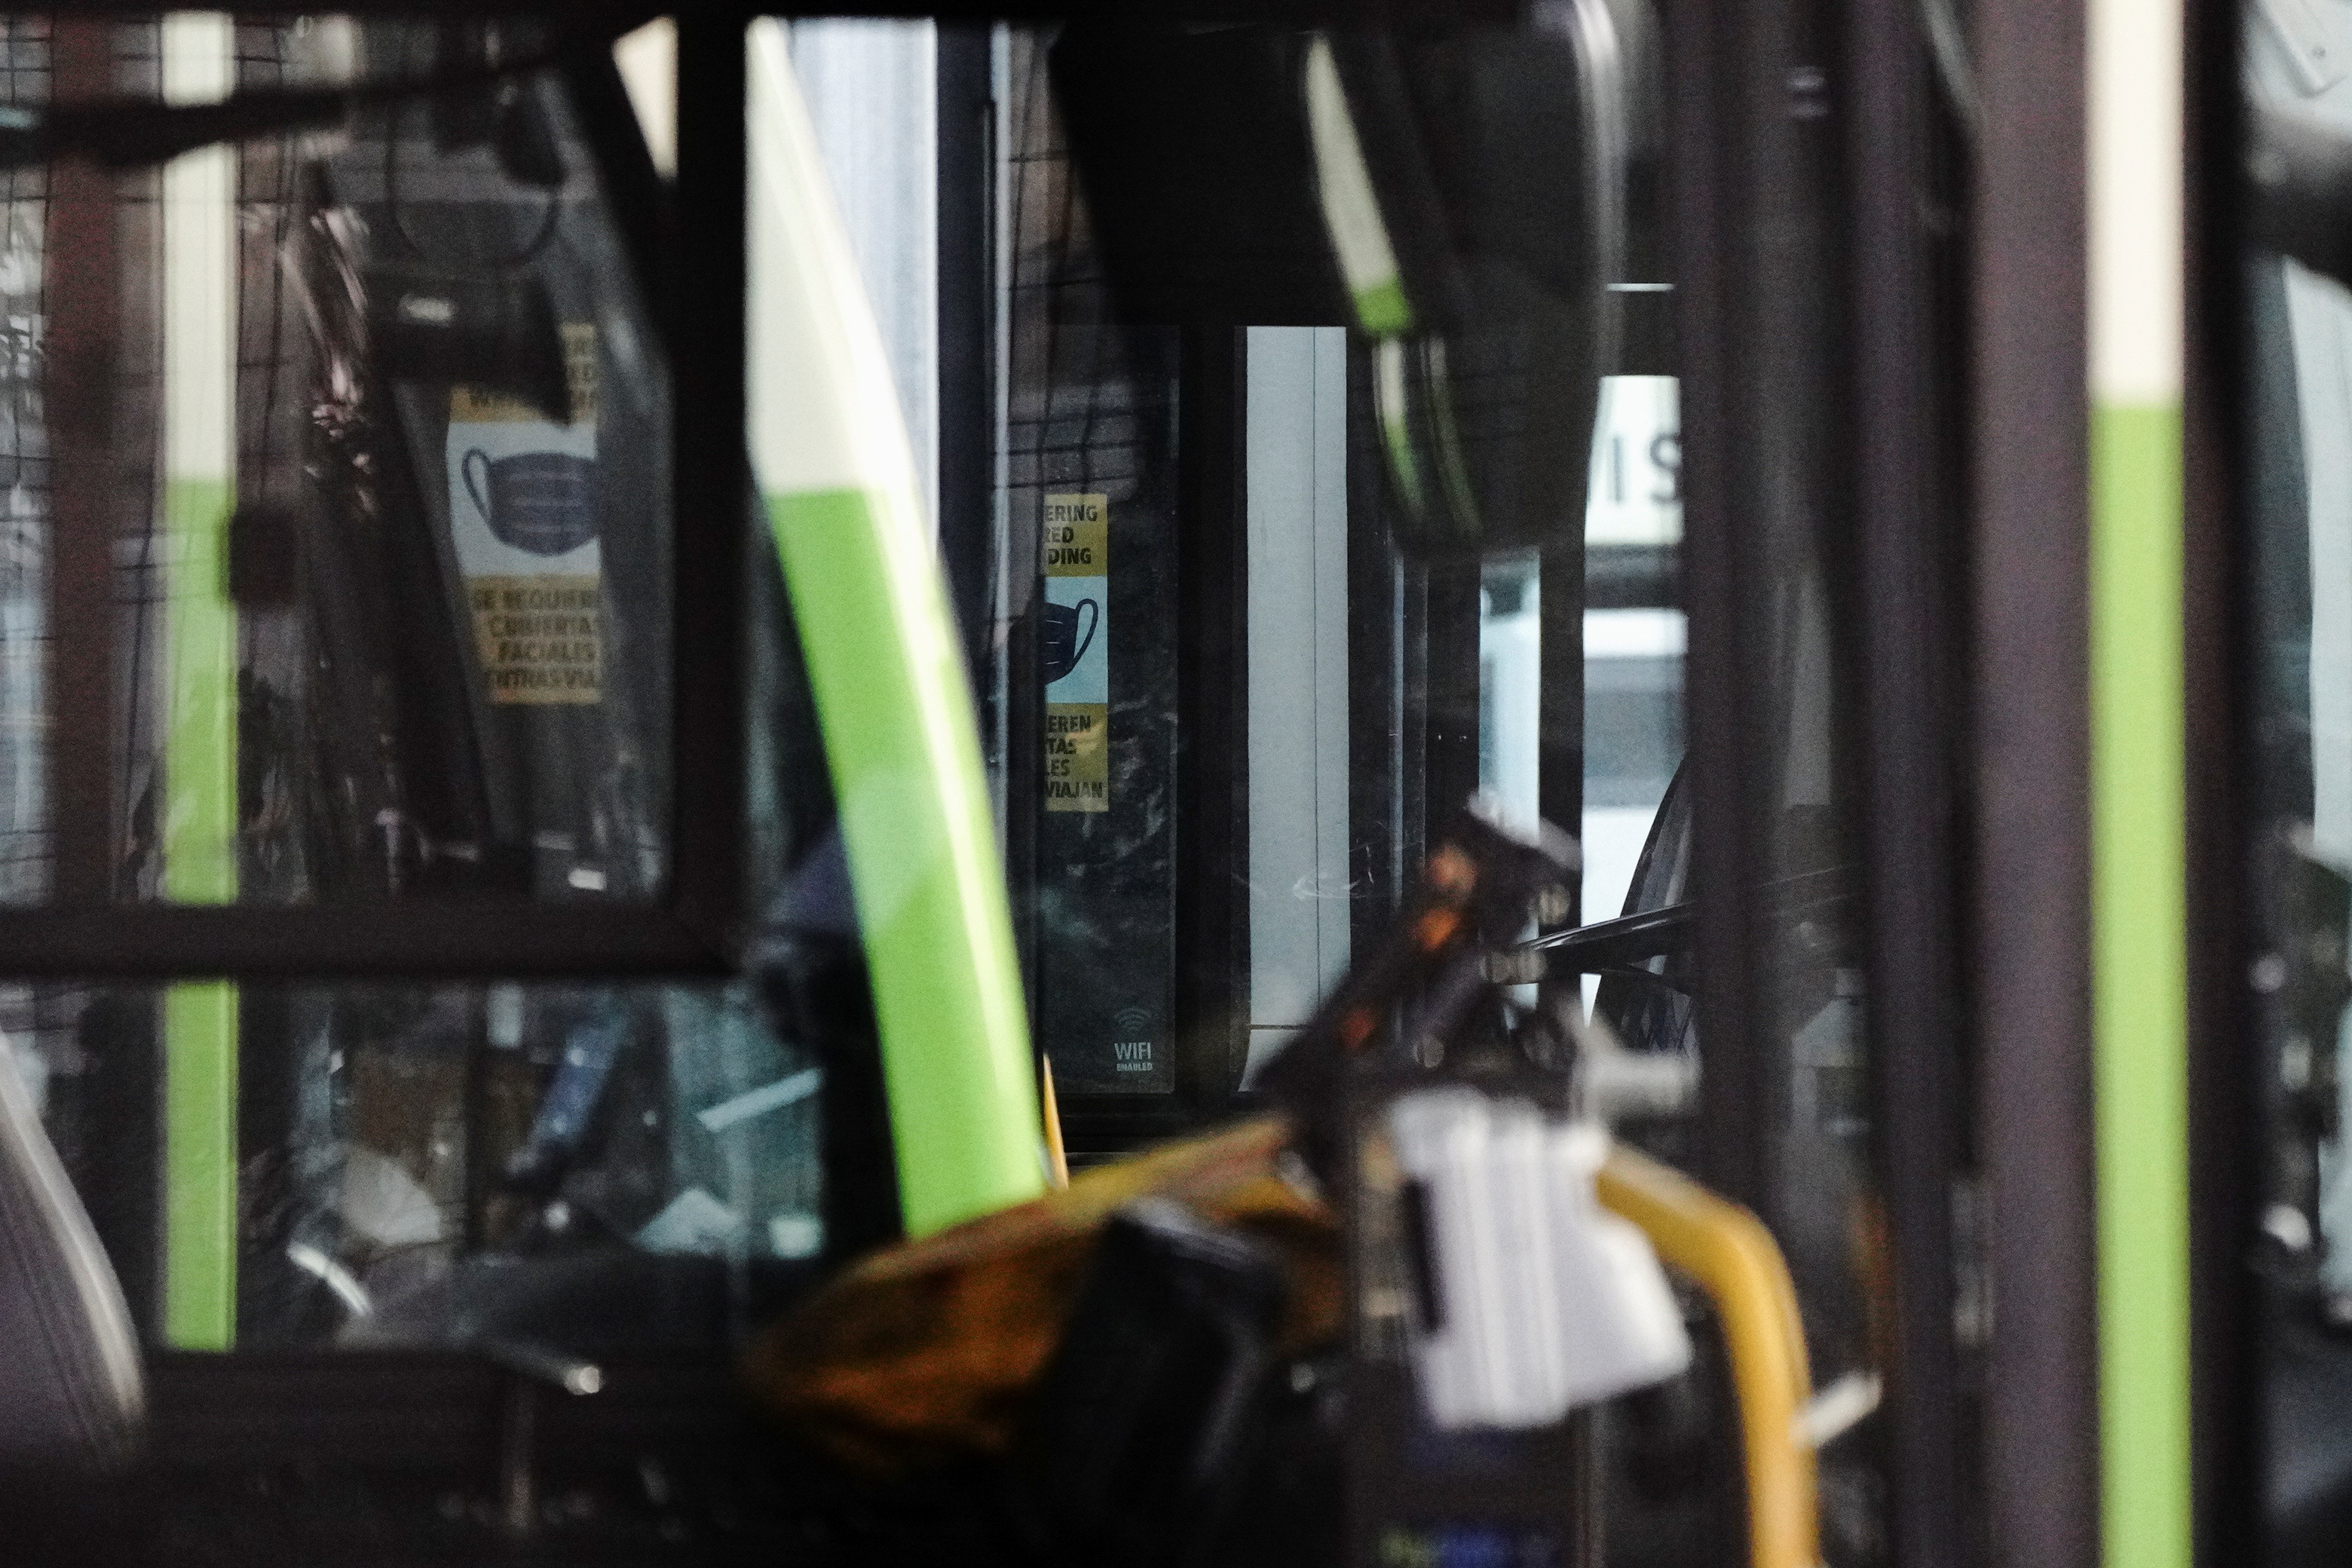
[1174,326,1248,1099]
[158,10,238,1352]
[671,13,750,955]
[2089,0,2191,1563]
[2181,0,2257,1554]
[1662,0,1781,1237]
[936,23,994,681]
[1536,544,1582,913]
[1842,0,1968,1558]
[748,20,1040,1235]
[1974,0,2100,1563]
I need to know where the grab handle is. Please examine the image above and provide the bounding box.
[1597,1144,1822,1568]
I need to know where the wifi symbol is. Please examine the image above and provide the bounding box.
[1111,1006,1153,1037]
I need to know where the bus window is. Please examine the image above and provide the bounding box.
[3,17,842,1355]
[2239,1,2352,1551]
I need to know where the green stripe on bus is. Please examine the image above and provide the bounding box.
[162,476,237,1350]
[163,982,237,1349]
[765,486,1044,1237]
[2090,400,2189,1568]
[1353,277,1412,339]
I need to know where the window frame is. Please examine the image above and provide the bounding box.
[0,26,746,981]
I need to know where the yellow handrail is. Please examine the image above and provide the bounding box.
[1041,1055,1070,1189]
[1597,1144,1822,1568]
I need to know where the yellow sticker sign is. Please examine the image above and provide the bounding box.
[449,324,602,427]
[1043,493,1107,577]
[467,575,602,704]
[449,325,602,706]
[1043,493,1110,813]
[1046,703,1108,812]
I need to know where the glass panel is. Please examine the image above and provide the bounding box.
[0,17,675,909]
[1579,372,1683,935]
[990,46,1184,1102]
[5,17,843,1357]
[2243,0,2352,1547]
[22,976,825,1352]
[1244,326,1352,1089]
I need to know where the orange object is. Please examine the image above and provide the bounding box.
[748,1101,1824,1568]
[743,1115,1338,1472]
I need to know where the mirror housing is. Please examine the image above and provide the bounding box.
[1053,17,1646,559]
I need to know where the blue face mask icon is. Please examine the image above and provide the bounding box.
[462,449,599,556]
[1042,598,1100,684]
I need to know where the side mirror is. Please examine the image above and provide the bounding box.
[1052,13,1652,559]
[1306,23,1625,557]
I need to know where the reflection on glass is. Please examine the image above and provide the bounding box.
[0,17,672,911]
[1579,372,1682,1030]
[2242,2,2352,1551]
[0,18,835,1359]
[2249,0,2352,1317]
[1480,553,1541,839]
[19,976,823,1352]
[995,35,1183,1103]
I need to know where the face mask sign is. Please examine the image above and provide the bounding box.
[446,324,604,706]
[1043,492,1110,813]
